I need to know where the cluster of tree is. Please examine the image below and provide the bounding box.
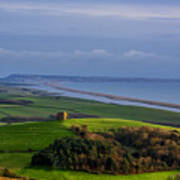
[31,126,180,174]
[110,127,180,173]
[31,137,120,174]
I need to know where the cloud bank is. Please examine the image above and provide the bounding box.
[123,50,158,59]
[0,1,180,78]
[0,48,164,62]
[0,48,111,61]
[1,2,180,21]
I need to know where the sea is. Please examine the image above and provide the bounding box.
[31,80,180,112]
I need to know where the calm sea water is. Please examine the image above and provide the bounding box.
[30,81,180,112]
[62,81,180,104]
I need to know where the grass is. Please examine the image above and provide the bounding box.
[0,153,33,169]
[0,121,73,151]
[0,152,179,180]
[63,118,180,132]
[18,169,180,180]
[0,118,179,180]
[0,118,178,152]
[0,86,180,179]
[1,95,180,126]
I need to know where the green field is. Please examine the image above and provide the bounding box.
[18,169,180,180]
[0,118,178,152]
[0,95,180,126]
[0,86,180,179]
[0,152,179,180]
[0,119,179,180]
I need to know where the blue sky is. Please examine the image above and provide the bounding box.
[0,0,180,78]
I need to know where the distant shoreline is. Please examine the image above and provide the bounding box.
[48,83,180,110]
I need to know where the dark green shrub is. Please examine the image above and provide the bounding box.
[32,127,180,174]
[31,137,118,174]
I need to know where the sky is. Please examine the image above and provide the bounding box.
[0,0,180,78]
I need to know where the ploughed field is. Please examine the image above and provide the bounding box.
[0,85,180,179]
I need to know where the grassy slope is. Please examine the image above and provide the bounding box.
[0,95,180,126]
[0,119,179,180]
[0,121,73,151]
[19,169,180,180]
[0,118,178,152]
[0,87,180,179]
[63,118,180,132]
[0,153,179,180]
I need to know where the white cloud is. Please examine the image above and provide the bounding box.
[123,50,158,59]
[74,49,110,57]
[0,48,110,60]
[65,5,180,21]
[0,48,64,58]
[0,2,180,21]
[1,2,180,38]
[0,47,166,62]
[91,49,110,56]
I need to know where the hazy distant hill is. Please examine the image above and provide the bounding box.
[1,74,180,84]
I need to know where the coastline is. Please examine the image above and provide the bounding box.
[48,83,180,110]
